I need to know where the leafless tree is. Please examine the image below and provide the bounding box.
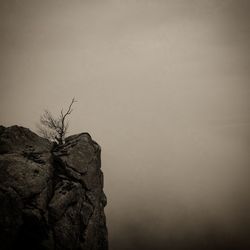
[38,98,77,145]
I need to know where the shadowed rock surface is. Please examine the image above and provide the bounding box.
[0,125,108,250]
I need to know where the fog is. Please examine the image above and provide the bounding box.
[1,0,250,249]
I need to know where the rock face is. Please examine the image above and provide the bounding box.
[0,125,108,250]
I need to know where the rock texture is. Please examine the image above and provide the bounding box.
[0,125,108,250]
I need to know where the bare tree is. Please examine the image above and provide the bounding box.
[38,98,77,145]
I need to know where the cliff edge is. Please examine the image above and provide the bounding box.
[0,125,108,250]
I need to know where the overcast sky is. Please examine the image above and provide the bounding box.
[1,0,250,249]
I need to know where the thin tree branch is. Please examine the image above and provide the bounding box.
[37,98,77,145]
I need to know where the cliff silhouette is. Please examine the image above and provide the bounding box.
[0,125,108,250]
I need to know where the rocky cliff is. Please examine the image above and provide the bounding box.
[0,125,108,250]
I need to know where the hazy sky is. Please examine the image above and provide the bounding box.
[1,0,250,249]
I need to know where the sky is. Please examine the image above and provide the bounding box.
[0,0,250,249]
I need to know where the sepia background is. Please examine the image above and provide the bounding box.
[0,0,249,249]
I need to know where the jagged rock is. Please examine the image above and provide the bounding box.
[0,125,108,250]
[0,125,51,154]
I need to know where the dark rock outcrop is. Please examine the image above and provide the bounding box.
[0,125,108,250]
